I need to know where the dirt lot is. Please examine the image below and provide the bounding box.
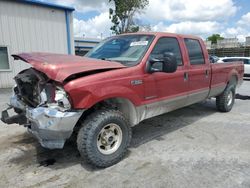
[0,81,250,188]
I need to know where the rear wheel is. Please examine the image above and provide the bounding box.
[77,109,131,168]
[216,84,236,112]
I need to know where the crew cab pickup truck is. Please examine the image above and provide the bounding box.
[1,32,244,167]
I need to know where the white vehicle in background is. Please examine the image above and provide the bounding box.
[218,57,250,77]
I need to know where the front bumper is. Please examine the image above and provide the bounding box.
[1,95,84,149]
[26,107,83,149]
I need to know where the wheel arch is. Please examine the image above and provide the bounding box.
[227,70,239,86]
[79,97,141,127]
[229,74,238,85]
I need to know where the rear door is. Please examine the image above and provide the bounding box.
[184,38,211,105]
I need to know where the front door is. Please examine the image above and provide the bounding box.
[143,37,189,119]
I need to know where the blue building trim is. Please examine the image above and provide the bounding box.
[65,10,72,54]
[22,0,75,11]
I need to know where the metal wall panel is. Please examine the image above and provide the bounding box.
[0,1,73,88]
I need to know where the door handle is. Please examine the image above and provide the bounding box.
[184,72,188,81]
[205,70,209,78]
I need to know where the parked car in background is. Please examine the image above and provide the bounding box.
[209,55,220,63]
[218,57,250,77]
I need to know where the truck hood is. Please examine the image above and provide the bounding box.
[12,52,126,83]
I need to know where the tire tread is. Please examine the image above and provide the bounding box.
[216,84,235,112]
[77,109,131,168]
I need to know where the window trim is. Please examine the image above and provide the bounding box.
[184,38,205,66]
[0,45,12,72]
[150,36,184,66]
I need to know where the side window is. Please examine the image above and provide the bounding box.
[231,59,236,62]
[237,59,243,63]
[0,46,10,70]
[150,37,183,69]
[243,59,250,65]
[184,39,205,65]
[223,59,228,62]
[223,58,235,62]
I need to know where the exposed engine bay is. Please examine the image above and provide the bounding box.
[14,68,71,110]
[1,68,84,149]
[1,52,126,150]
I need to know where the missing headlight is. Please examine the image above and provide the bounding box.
[40,86,71,110]
[54,87,71,109]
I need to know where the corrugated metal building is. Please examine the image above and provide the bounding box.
[0,0,75,88]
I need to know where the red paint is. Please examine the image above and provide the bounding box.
[13,32,244,109]
[13,52,125,82]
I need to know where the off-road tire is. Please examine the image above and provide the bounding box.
[77,109,132,168]
[216,84,236,112]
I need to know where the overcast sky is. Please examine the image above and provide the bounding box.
[45,0,249,42]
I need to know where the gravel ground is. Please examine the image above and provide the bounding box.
[0,81,250,188]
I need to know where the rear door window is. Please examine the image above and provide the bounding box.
[184,39,205,65]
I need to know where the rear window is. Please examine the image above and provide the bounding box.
[184,39,205,65]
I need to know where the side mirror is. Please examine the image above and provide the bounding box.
[146,52,178,73]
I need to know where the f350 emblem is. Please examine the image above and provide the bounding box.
[131,80,143,85]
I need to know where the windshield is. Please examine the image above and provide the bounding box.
[86,34,154,67]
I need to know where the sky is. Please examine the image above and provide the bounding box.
[44,0,250,42]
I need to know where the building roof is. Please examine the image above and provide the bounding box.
[20,0,75,11]
[74,37,101,43]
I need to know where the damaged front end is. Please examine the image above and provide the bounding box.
[1,68,84,149]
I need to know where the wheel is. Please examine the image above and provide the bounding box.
[216,84,236,112]
[77,109,132,168]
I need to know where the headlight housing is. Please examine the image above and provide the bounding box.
[40,86,71,110]
[54,87,71,109]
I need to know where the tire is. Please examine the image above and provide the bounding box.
[216,84,236,112]
[77,109,132,168]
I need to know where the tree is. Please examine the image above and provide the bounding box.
[139,24,152,32]
[109,0,149,34]
[207,34,224,44]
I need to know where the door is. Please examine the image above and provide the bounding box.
[184,38,211,105]
[143,37,189,119]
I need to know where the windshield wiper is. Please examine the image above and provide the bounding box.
[101,58,123,64]
[101,58,112,61]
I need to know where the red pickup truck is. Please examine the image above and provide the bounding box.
[1,32,244,167]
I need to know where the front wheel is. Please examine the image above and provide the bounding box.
[77,109,132,168]
[216,84,236,112]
